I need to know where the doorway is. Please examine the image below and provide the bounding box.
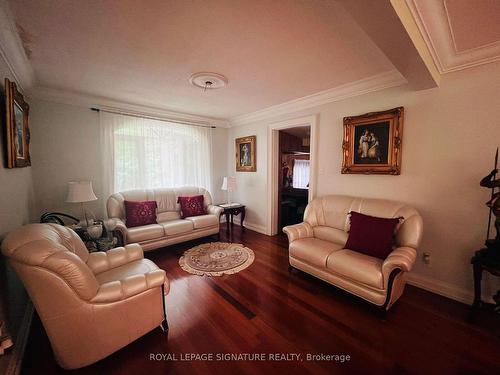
[267,115,318,236]
[278,127,310,231]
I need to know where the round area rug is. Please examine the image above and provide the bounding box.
[179,242,255,276]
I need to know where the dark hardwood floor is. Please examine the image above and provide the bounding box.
[22,227,500,375]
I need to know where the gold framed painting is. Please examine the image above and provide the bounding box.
[235,135,256,172]
[4,78,31,168]
[341,107,403,175]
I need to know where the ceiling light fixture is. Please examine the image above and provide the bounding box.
[189,72,228,91]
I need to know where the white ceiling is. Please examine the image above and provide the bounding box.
[7,0,395,119]
[408,0,500,73]
[444,0,500,53]
[5,0,499,122]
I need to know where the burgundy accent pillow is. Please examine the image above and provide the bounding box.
[177,195,207,219]
[344,211,400,259]
[124,200,157,228]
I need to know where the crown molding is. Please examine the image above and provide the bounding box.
[0,0,35,91]
[28,86,230,128]
[229,70,407,127]
[406,0,500,74]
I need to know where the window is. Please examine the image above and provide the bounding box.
[292,159,310,189]
[100,112,211,194]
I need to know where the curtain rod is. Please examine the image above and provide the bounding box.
[90,107,216,129]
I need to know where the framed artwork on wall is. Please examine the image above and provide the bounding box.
[235,135,256,172]
[4,78,31,168]
[341,107,403,175]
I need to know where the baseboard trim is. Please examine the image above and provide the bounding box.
[242,222,267,235]
[220,218,267,235]
[406,273,477,305]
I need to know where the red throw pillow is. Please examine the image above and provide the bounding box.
[177,195,206,218]
[124,200,157,228]
[344,211,401,259]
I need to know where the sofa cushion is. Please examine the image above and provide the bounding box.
[157,211,181,222]
[185,214,219,229]
[95,258,158,283]
[127,224,164,243]
[345,211,400,259]
[313,226,348,246]
[177,195,206,218]
[124,200,157,228]
[289,238,343,268]
[160,219,194,236]
[327,249,383,289]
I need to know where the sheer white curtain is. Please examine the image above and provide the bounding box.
[292,159,310,189]
[100,112,212,196]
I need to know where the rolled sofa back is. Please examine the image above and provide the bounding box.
[303,195,423,249]
[107,186,213,221]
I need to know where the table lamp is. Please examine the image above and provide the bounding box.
[66,181,98,227]
[221,176,237,205]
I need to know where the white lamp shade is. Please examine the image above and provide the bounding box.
[221,177,236,192]
[66,181,98,203]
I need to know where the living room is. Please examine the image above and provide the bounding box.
[1,0,499,374]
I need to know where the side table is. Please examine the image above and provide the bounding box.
[218,204,246,232]
[469,248,500,320]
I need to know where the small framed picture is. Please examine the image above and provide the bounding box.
[342,107,403,175]
[4,78,31,168]
[235,135,256,172]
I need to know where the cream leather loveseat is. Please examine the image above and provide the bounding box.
[1,223,169,369]
[107,187,223,251]
[283,195,423,310]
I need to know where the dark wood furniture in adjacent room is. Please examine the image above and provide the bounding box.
[278,128,310,231]
[280,187,308,231]
[217,204,246,232]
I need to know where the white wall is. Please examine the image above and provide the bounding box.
[211,126,229,205]
[29,99,229,220]
[226,124,269,233]
[30,100,104,219]
[0,57,34,239]
[228,61,500,303]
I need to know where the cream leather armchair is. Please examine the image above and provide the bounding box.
[1,223,169,370]
[284,195,422,310]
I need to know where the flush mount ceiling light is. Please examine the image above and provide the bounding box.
[189,72,228,91]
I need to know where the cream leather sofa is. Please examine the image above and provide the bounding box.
[107,186,223,251]
[1,223,169,369]
[283,195,422,310]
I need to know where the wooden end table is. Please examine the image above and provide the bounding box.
[218,204,246,232]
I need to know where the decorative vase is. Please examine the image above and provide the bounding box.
[87,224,103,240]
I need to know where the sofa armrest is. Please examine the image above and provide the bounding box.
[90,269,167,303]
[86,244,144,275]
[113,218,128,245]
[283,222,314,243]
[207,204,223,218]
[382,247,417,288]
